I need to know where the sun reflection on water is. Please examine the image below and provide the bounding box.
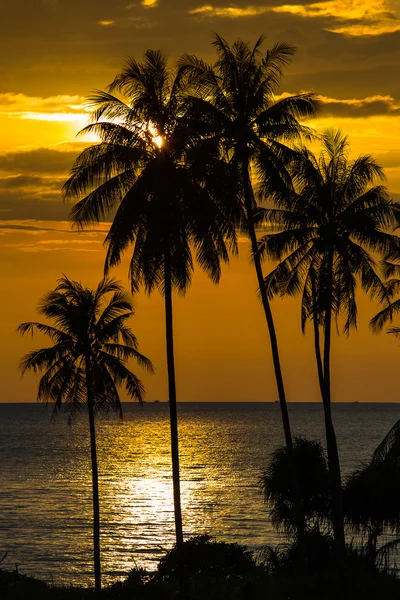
[2,402,390,586]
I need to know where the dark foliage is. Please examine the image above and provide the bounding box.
[345,459,400,533]
[260,438,330,532]
[156,534,256,580]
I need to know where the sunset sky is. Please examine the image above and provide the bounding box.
[1,0,400,404]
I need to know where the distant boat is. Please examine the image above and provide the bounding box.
[354,401,359,404]
[154,400,161,403]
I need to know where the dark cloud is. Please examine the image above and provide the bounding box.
[0,222,108,233]
[0,174,63,189]
[0,144,115,221]
[0,0,399,106]
[0,146,82,175]
[0,193,70,221]
[319,96,400,119]
[0,146,74,219]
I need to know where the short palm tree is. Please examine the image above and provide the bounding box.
[261,438,330,534]
[179,34,320,452]
[62,50,236,547]
[17,276,153,595]
[259,129,400,560]
[344,459,400,565]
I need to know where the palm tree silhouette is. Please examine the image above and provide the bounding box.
[179,34,319,542]
[17,276,153,595]
[344,459,400,566]
[260,129,400,561]
[260,438,330,533]
[179,34,319,451]
[63,50,236,546]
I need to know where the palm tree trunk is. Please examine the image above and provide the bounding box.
[164,256,184,547]
[241,168,307,544]
[311,271,324,395]
[242,176,292,449]
[85,365,101,596]
[321,251,345,564]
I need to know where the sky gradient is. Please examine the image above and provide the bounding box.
[1,0,400,403]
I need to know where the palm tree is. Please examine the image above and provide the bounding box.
[259,129,400,561]
[179,34,320,454]
[62,50,236,547]
[344,459,400,566]
[260,438,330,534]
[179,34,320,542]
[369,273,400,475]
[17,276,153,595]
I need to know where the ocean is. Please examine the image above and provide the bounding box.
[0,402,398,586]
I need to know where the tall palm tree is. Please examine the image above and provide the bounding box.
[62,50,236,547]
[179,34,320,542]
[179,34,320,453]
[369,290,400,474]
[259,129,400,561]
[17,276,153,595]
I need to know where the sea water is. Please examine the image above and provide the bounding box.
[0,402,398,585]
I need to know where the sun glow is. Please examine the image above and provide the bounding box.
[153,135,163,148]
[148,123,163,149]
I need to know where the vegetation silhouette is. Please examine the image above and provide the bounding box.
[3,528,400,599]
[260,129,400,561]
[63,49,236,547]
[17,276,153,595]
[344,459,400,566]
[260,437,330,533]
[262,436,400,574]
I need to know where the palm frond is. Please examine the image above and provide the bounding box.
[372,419,400,464]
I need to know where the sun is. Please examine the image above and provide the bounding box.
[148,123,163,149]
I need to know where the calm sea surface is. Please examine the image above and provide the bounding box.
[0,402,399,586]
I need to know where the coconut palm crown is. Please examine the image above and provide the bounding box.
[18,276,152,418]
[63,49,236,295]
[261,130,400,333]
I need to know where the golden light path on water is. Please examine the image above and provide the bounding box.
[1,402,399,586]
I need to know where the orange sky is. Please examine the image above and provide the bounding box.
[1,0,400,403]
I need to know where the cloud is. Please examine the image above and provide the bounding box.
[0,145,114,221]
[291,93,400,118]
[0,93,89,123]
[0,146,83,176]
[97,15,154,28]
[19,247,98,252]
[320,94,400,117]
[0,93,86,113]
[0,237,102,253]
[273,0,400,36]
[0,174,63,190]
[189,0,400,36]
[0,219,109,252]
[0,221,109,234]
[190,4,271,17]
